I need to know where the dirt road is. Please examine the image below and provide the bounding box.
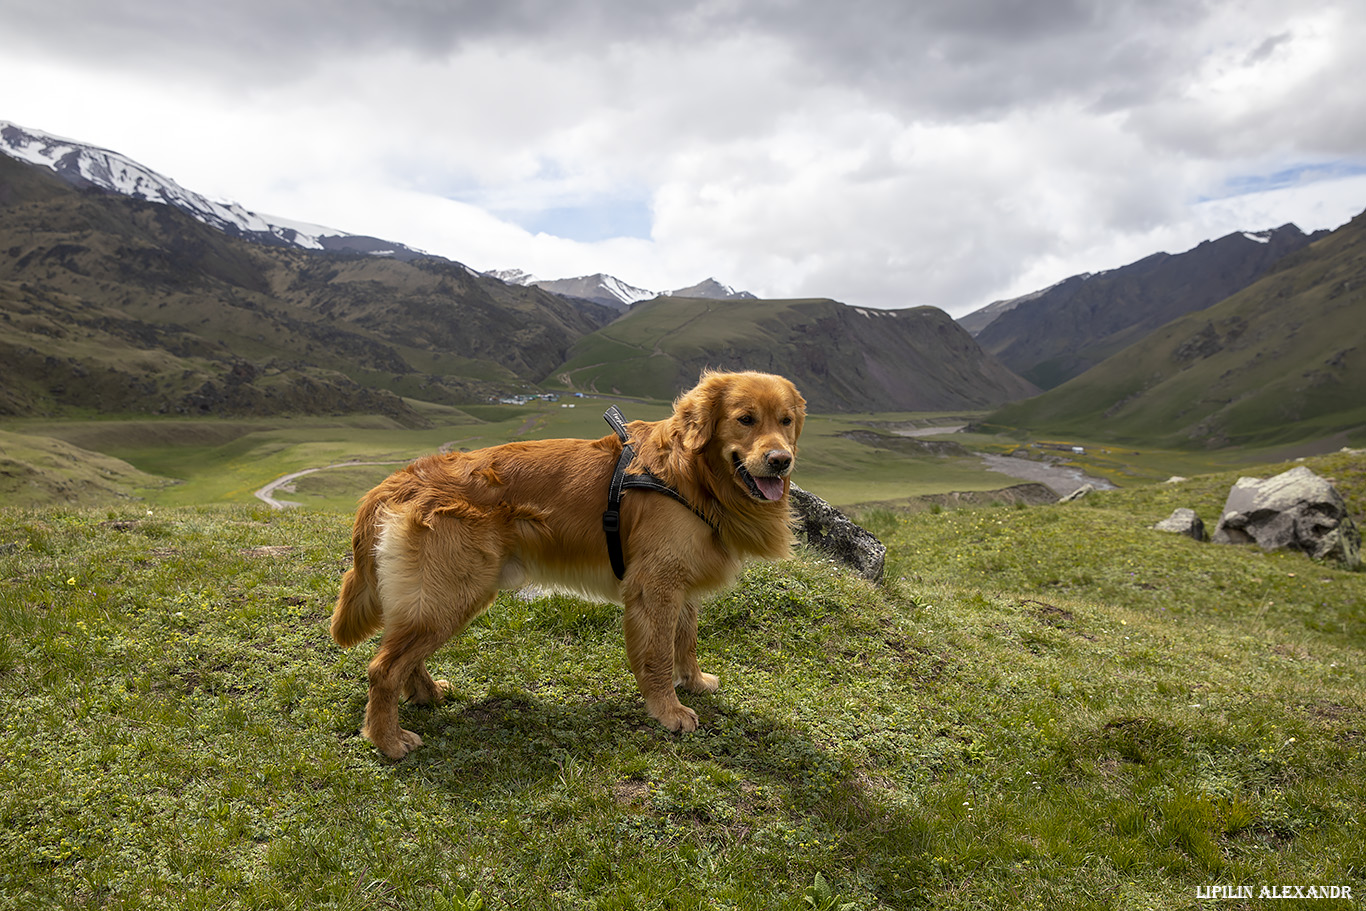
[253,460,409,509]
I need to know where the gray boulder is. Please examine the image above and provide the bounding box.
[789,485,886,582]
[1153,508,1205,541]
[1211,466,1361,569]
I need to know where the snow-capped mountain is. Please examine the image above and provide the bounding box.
[490,271,656,310]
[487,268,540,287]
[489,269,754,310]
[0,120,426,261]
[2,120,751,301]
[664,278,756,300]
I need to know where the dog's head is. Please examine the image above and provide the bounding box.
[673,370,806,503]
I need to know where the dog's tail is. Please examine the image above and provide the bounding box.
[331,494,387,648]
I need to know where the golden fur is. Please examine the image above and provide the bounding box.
[331,370,807,759]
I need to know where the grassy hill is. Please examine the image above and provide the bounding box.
[0,155,614,420]
[1,449,1362,909]
[981,212,1366,450]
[548,296,1038,413]
[0,429,176,506]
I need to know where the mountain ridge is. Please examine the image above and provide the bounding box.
[0,120,433,263]
[0,150,1032,418]
[962,224,1327,388]
[980,210,1366,448]
[0,153,615,421]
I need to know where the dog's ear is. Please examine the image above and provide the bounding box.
[676,393,712,453]
[790,387,807,440]
[673,372,720,452]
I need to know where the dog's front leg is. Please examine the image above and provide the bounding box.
[622,586,699,733]
[673,598,719,695]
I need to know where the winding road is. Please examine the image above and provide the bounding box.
[253,460,410,509]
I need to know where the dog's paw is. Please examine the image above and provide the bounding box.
[655,703,699,734]
[373,727,424,760]
[421,678,453,705]
[677,671,720,694]
[406,675,452,706]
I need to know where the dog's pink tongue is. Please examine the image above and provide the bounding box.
[755,476,785,501]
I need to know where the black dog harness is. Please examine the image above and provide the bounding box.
[602,405,717,580]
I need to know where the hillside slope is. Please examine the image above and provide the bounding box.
[971,225,1324,389]
[550,296,1038,412]
[982,211,1366,448]
[1,450,1362,908]
[0,429,172,506]
[0,155,614,418]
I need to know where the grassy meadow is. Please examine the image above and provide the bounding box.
[1,405,1363,908]
[2,400,1077,513]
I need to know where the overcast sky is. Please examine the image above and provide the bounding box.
[3,0,1365,315]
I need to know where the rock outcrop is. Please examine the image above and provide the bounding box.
[1211,466,1361,568]
[1153,508,1205,541]
[790,485,886,582]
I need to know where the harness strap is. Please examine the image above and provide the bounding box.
[602,405,716,580]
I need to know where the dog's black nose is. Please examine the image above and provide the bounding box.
[766,450,792,473]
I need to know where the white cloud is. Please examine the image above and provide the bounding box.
[1,0,1364,314]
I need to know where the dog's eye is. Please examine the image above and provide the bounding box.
[781,416,793,426]
[737,414,755,426]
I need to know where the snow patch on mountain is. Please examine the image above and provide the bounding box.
[488,268,539,286]
[0,119,424,260]
[3,120,751,296]
[665,277,757,300]
[486,269,754,310]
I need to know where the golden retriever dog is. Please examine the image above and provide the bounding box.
[331,370,806,759]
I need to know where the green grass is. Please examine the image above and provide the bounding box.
[3,404,1350,527]
[2,451,1363,909]
[6,406,1168,513]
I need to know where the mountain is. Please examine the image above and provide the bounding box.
[519,272,657,310]
[0,152,615,420]
[490,270,756,310]
[954,281,1062,336]
[664,278,756,301]
[0,120,428,262]
[547,295,1038,411]
[965,224,1326,389]
[981,210,1366,449]
[487,268,539,287]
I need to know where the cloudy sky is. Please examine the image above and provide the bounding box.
[3,0,1365,316]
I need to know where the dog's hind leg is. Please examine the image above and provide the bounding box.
[363,624,449,759]
[364,510,503,759]
[673,598,719,695]
[363,583,499,759]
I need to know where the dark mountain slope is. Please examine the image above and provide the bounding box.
[982,211,1366,449]
[973,225,1325,389]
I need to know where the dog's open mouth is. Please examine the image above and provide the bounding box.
[732,453,786,501]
